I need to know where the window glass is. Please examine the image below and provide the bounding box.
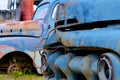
[33,3,49,20]
[52,4,59,19]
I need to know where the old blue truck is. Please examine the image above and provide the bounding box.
[34,0,120,80]
[0,0,120,80]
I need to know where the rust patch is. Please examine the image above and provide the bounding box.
[0,52,4,58]
[78,1,80,5]
[5,20,40,30]
[0,20,40,36]
[0,45,16,58]
[56,3,67,20]
[69,1,75,6]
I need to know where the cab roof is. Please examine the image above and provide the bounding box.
[56,0,120,24]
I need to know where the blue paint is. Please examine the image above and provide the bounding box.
[41,0,120,79]
[64,0,120,23]
[57,26,120,53]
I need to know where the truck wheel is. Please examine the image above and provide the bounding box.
[7,64,21,75]
[98,53,120,80]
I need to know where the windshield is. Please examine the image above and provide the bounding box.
[33,3,49,20]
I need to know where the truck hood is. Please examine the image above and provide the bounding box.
[57,26,120,53]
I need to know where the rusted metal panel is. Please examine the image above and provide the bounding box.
[0,20,46,74]
[57,27,120,54]
[0,45,15,58]
[0,20,42,37]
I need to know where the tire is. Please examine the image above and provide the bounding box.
[7,64,21,75]
[98,53,120,80]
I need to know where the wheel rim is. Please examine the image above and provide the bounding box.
[98,55,112,80]
[7,64,21,74]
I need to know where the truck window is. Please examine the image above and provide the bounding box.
[52,4,59,19]
[33,3,49,20]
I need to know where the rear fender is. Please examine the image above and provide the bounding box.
[0,45,16,59]
[0,45,42,74]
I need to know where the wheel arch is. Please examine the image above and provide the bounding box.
[0,51,37,74]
